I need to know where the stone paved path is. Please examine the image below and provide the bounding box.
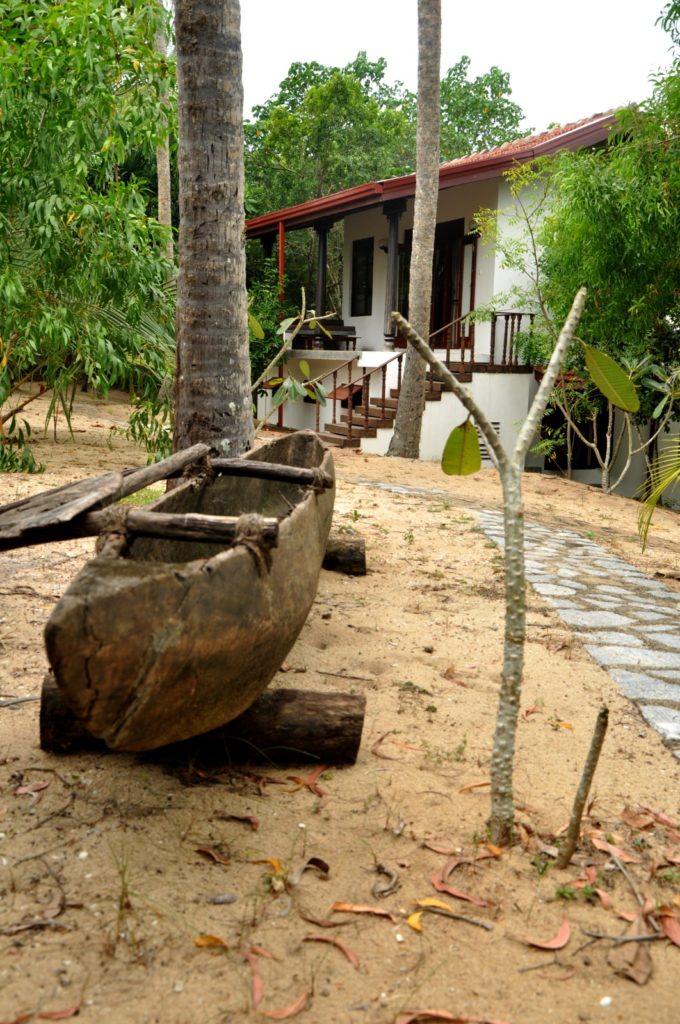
[476,509,680,760]
[359,479,680,760]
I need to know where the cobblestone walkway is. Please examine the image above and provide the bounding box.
[476,509,680,760]
[360,479,680,760]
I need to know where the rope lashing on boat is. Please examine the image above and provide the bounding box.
[233,512,275,575]
[94,506,130,558]
[310,466,331,493]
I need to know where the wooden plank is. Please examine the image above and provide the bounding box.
[0,472,123,539]
[0,443,211,548]
[114,443,210,500]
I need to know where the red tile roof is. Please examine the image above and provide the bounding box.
[246,111,616,238]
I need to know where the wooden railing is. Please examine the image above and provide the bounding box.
[489,311,535,366]
[395,311,535,368]
[285,310,535,443]
[310,351,405,439]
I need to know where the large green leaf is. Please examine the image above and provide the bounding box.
[441,420,482,476]
[583,345,640,413]
[637,437,680,550]
[248,310,265,340]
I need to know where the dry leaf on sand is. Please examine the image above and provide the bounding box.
[520,918,571,950]
[607,918,653,984]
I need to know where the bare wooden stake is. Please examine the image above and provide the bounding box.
[556,706,609,870]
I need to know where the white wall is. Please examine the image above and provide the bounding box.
[255,353,359,434]
[494,178,526,301]
[360,369,539,462]
[569,415,680,499]
[342,178,500,351]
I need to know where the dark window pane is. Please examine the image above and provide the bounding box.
[351,237,373,317]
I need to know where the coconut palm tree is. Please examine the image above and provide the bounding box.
[173,0,253,455]
[387,0,440,458]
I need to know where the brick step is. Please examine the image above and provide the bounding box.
[432,367,473,383]
[341,402,397,421]
[390,388,443,401]
[316,430,361,448]
[325,422,377,440]
[340,411,394,429]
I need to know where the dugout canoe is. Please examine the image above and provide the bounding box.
[43,431,335,752]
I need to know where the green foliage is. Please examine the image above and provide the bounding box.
[539,52,680,371]
[0,416,43,473]
[0,0,177,467]
[244,53,416,217]
[247,258,296,387]
[439,57,526,161]
[638,435,680,547]
[441,419,482,475]
[582,345,640,413]
[245,52,526,217]
[245,52,526,305]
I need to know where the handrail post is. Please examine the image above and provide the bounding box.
[490,314,497,365]
[331,370,338,425]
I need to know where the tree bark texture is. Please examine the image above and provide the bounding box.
[322,534,367,575]
[155,16,174,265]
[391,290,587,844]
[40,674,365,765]
[487,464,525,845]
[387,0,441,458]
[173,0,253,456]
[556,706,609,869]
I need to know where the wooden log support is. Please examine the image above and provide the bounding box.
[39,675,365,765]
[322,533,366,575]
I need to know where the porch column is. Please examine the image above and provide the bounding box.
[382,200,406,345]
[314,220,333,316]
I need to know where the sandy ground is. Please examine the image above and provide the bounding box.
[1,390,679,1024]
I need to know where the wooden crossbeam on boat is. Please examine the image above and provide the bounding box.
[0,438,334,551]
[210,457,333,490]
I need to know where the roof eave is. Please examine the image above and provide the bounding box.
[245,113,616,238]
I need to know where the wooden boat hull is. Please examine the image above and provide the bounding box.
[44,432,335,751]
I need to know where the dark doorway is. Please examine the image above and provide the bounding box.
[398,218,467,347]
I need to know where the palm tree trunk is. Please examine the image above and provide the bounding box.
[387,0,440,458]
[155,15,173,265]
[173,0,253,456]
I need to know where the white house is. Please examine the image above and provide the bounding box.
[246,112,664,491]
